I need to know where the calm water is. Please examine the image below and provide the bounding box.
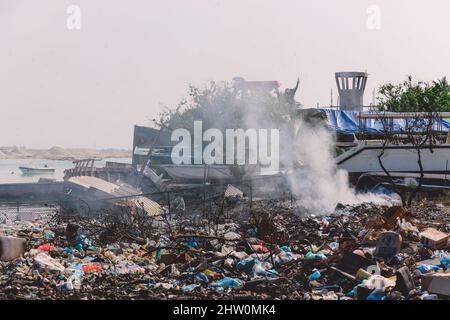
[0,158,131,184]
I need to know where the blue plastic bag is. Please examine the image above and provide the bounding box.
[195,273,209,284]
[308,270,321,281]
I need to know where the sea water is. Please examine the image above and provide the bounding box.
[0,158,131,184]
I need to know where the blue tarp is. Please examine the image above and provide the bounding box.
[320,109,450,134]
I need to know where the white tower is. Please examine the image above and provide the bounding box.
[335,72,368,111]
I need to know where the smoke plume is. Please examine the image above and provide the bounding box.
[286,120,392,214]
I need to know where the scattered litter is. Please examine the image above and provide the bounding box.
[0,199,448,300]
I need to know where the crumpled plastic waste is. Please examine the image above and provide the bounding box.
[182,284,200,293]
[203,269,222,280]
[195,272,209,284]
[366,275,395,291]
[43,230,55,240]
[251,243,269,254]
[208,277,243,292]
[247,228,257,237]
[34,252,65,272]
[82,264,102,273]
[328,242,339,251]
[224,231,241,241]
[1,198,448,301]
[418,264,441,273]
[185,237,198,249]
[37,244,55,252]
[435,251,450,270]
[308,270,321,281]
[253,261,278,278]
[121,262,146,274]
[274,250,300,265]
[398,220,419,233]
[236,258,255,273]
[421,293,439,300]
[305,251,326,260]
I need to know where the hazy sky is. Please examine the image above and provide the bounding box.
[1,0,450,148]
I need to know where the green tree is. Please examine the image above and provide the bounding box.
[153,80,300,133]
[375,76,450,206]
[378,76,450,112]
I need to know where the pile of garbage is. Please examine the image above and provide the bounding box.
[0,199,449,300]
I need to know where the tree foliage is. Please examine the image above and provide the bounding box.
[377,76,450,112]
[375,76,449,206]
[153,81,301,133]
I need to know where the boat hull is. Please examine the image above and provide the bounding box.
[336,143,450,175]
[19,167,56,176]
[161,165,233,182]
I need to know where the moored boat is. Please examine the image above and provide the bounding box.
[19,166,55,175]
[336,141,450,175]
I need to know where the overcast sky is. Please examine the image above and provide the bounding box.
[1,0,449,148]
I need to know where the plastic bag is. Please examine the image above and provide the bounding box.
[37,244,55,252]
[182,284,200,293]
[253,261,278,278]
[251,243,269,253]
[209,277,243,291]
[305,251,326,260]
[308,270,321,281]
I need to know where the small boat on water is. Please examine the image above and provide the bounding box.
[19,165,55,175]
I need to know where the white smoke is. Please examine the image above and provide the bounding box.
[286,120,392,214]
[233,85,392,214]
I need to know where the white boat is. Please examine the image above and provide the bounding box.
[19,166,55,175]
[161,165,234,182]
[336,141,450,175]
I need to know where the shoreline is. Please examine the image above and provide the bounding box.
[0,149,132,161]
[0,154,131,161]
